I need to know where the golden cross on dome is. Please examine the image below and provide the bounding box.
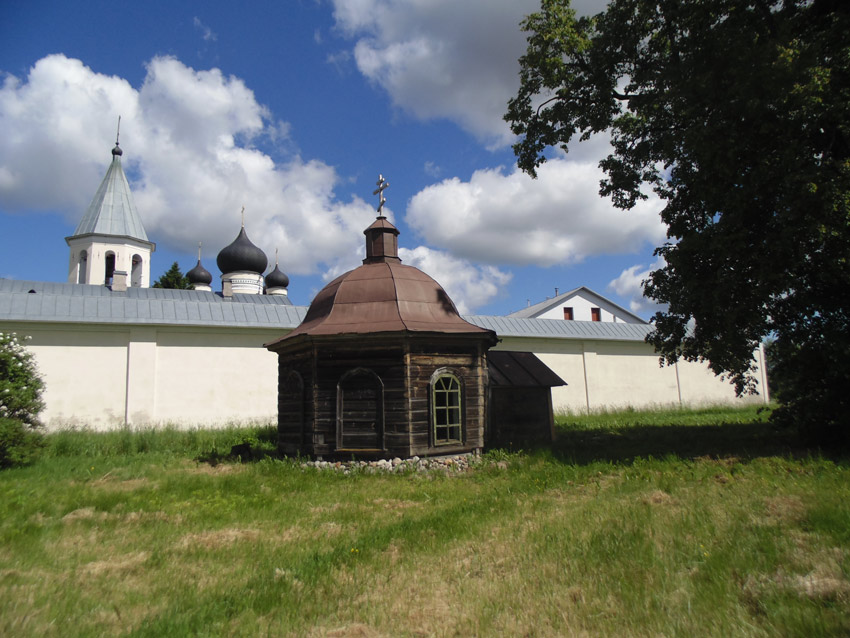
[372,174,389,215]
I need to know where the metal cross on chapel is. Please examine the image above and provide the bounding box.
[373,174,389,214]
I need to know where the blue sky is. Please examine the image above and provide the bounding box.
[0,0,666,316]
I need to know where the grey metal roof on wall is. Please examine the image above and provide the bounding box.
[1,279,653,341]
[0,279,305,329]
[464,314,653,342]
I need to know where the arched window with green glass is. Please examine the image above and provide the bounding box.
[432,372,462,445]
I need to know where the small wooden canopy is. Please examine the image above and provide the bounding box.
[487,351,566,388]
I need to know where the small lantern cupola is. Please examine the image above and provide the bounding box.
[363,175,400,264]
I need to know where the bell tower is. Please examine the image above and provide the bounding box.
[66,122,155,288]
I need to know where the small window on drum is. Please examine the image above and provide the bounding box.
[432,374,462,444]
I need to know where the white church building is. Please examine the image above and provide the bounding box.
[0,142,769,430]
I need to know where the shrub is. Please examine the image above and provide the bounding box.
[0,417,44,468]
[0,332,45,468]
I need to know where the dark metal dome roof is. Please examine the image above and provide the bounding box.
[277,261,495,339]
[216,227,268,275]
[265,264,289,289]
[267,177,495,345]
[186,259,213,285]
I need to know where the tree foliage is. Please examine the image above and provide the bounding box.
[153,262,191,289]
[0,332,45,468]
[506,0,850,441]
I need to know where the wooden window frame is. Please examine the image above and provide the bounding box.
[431,371,463,446]
[563,307,573,320]
[591,307,601,322]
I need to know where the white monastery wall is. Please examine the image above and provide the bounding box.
[495,336,767,413]
[6,322,767,431]
[24,325,130,428]
[6,321,281,430]
[152,328,280,425]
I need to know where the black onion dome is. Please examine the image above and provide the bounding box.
[186,259,213,285]
[112,143,123,157]
[217,227,268,274]
[265,264,289,289]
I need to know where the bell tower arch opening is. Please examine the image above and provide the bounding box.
[131,254,143,287]
[77,250,88,284]
[105,251,116,286]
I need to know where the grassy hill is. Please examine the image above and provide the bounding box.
[2,406,848,637]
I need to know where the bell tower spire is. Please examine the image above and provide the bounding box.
[65,123,156,288]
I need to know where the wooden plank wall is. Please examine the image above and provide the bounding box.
[274,336,491,459]
[488,387,554,449]
[407,344,487,457]
[312,343,408,458]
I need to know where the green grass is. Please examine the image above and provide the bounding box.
[1,407,848,637]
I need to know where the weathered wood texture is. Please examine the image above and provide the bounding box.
[487,387,555,448]
[271,334,492,459]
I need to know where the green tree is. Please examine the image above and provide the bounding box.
[0,331,45,468]
[153,262,191,289]
[506,0,850,442]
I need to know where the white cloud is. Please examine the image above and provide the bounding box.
[406,160,666,267]
[330,0,537,145]
[330,0,609,145]
[607,256,667,316]
[193,17,218,42]
[423,161,441,178]
[399,246,512,314]
[0,54,377,279]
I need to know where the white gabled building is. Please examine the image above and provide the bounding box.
[510,286,648,324]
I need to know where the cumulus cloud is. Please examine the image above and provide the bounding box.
[607,256,667,316]
[329,0,538,145]
[0,54,377,278]
[329,0,608,145]
[399,246,512,314]
[406,160,666,267]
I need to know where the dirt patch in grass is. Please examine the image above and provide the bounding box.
[792,572,850,601]
[62,507,110,523]
[311,503,343,514]
[176,528,263,550]
[641,489,677,506]
[763,495,808,523]
[743,560,850,606]
[92,477,151,492]
[122,510,182,525]
[311,623,389,638]
[186,462,245,476]
[79,551,150,577]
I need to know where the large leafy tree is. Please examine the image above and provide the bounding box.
[506,0,850,441]
[153,262,191,290]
